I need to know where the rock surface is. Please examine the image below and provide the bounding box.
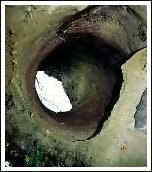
[5,5,147,167]
[134,89,147,133]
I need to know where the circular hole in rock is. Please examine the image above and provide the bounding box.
[34,34,123,140]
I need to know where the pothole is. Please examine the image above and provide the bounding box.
[29,33,123,140]
[5,5,147,167]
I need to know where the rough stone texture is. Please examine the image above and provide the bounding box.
[58,6,146,60]
[88,48,147,166]
[5,6,147,167]
[134,89,147,134]
[129,5,147,24]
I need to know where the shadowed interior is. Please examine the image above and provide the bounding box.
[33,34,123,140]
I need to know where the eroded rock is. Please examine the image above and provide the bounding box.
[5,5,147,167]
